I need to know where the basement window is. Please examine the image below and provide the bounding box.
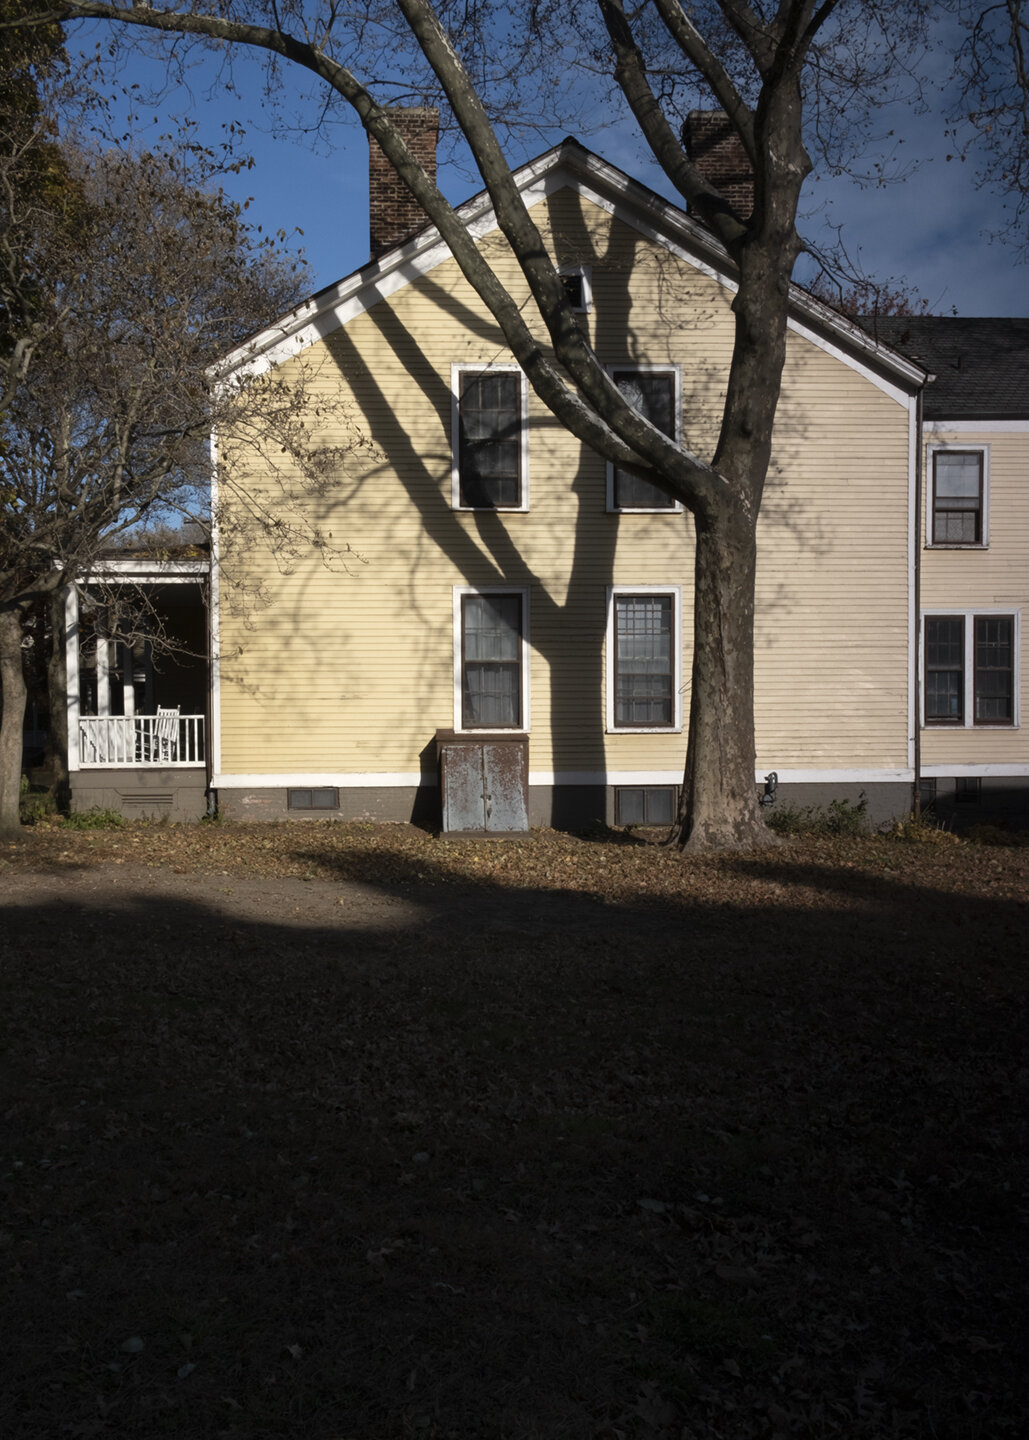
[615,786,676,827]
[288,787,339,812]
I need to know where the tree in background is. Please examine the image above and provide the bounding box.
[7,2,1025,848]
[0,125,346,833]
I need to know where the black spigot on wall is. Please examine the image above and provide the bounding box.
[760,771,778,807]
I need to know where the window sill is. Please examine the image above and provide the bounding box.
[607,726,682,736]
[455,504,529,514]
[924,543,988,551]
[922,723,1018,731]
[608,506,682,516]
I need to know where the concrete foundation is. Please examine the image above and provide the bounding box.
[213,779,924,832]
[71,767,208,822]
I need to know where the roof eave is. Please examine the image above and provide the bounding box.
[212,137,927,394]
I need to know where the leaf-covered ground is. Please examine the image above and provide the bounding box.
[1,821,1027,1439]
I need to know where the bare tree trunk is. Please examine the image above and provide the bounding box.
[47,587,70,812]
[675,502,768,850]
[0,606,28,835]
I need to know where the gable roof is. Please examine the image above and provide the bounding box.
[214,138,926,402]
[855,317,1029,421]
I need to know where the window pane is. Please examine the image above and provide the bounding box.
[935,452,981,498]
[933,452,982,543]
[561,272,584,309]
[612,370,676,509]
[464,663,520,727]
[925,617,964,723]
[974,616,1013,724]
[644,787,675,824]
[615,595,673,726]
[459,372,521,507]
[463,595,521,728]
[615,788,645,825]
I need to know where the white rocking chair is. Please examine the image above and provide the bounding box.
[155,706,180,762]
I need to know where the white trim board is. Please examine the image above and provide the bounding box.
[78,560,207,581]
[907,394,919,775]
[605,585,683,732]
[211,767,916,789]
[926,420,1029,435]
[450,364,530,511]
[453,585,531,733]
[212,772,436,789]
[921,764,1029,778]
[209,426,223,782]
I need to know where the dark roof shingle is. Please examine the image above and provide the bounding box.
[855,317,1029,420]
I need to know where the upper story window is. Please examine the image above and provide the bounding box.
[558,265,592,313]
[452,365,528,511]
[606,367,681,512]
[929,447,987,547]
[923,611,1017,727]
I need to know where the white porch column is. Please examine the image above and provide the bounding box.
[122,642,135,719]
[96,629,109,717]
[65,585,80,771]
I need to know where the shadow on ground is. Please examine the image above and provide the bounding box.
[1,839,1026,1439]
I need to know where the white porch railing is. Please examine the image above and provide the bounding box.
[78,714,205,767]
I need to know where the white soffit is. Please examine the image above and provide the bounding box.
[213,141,925,404]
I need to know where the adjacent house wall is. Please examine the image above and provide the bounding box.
[919,424,1029,824]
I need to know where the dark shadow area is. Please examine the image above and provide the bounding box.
[2,837,1027,1439]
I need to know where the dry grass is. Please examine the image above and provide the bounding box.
[1,821,1026,1439]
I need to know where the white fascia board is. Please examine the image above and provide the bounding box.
[213,145,569,384]
[512,147,926,399]
[212,140,925,403]
[926,420,1029,435]
[564,162,921,405]
[79,559,208,581]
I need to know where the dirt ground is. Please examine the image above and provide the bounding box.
[2,822,1027,1440]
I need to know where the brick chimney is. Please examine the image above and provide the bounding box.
[368,107,439,259]
[683,110,754,223]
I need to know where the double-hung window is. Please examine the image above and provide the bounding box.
[607,367,680,512]
[452,366,528,510]
[929,448,987,546]
[455,589,528,730]
[923,612,1017,727]
[607,587,681,731]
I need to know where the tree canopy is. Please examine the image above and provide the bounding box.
[0,116,322,830]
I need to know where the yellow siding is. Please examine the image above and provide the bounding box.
[217,189,914,780]
[920,428,1028,767]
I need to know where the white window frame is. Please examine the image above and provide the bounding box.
[558,264,592,313]
[453,586,531,733]
[451,363,530,512]
[606,585,683,734]
[926,444,989,549]
[605,365,683,514]
[920,607,1020,728]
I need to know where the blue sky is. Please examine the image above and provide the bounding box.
[73,25,1026,317]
